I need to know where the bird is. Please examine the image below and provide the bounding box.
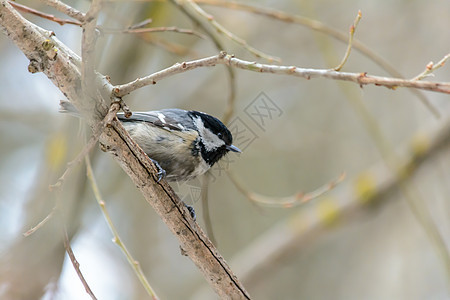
[59,101,241,182]
[116,108,241,182]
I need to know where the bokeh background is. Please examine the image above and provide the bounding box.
[1,0,449,299]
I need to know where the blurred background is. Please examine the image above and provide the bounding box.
[0,0,449,299]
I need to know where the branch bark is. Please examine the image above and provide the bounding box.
[0,2,250,298]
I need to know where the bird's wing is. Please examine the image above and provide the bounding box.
[117,109,194,131]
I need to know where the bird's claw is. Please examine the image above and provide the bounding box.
[183,203,196,220]
[150,158,166,182]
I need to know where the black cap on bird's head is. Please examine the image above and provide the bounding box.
[189,111,241,165]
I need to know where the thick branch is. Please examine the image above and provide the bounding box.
[0,2,250,298]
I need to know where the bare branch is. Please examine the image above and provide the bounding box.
[8,1,82,26]
[114,52,450,97]
[113,53,225,96]
[39,0,86,22]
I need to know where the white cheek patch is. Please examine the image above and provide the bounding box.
[194,116,225,151]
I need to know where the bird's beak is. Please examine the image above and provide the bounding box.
[227,144,241,153]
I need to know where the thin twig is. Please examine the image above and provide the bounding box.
[201,173,217,245]
[23,205,57,236]
[39,0,86,22]
[62,223,97,300]
[334,10,361,71]
[228,172,346,208]
[85,155,159,300]
[128,18,153,29]
[100,25,206,39]
[113,52,450,97]
[180,0,280,63]
[136,33,193,55]
[412,53,450,81]
[8,1,82,26]
[114,97,132,118]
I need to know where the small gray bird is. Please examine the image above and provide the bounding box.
[60,101,241,182]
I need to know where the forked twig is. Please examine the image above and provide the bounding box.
[412,53,450,81]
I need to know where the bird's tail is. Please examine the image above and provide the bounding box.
[59,100,80,117]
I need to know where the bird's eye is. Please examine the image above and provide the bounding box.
[217,132,223,139]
